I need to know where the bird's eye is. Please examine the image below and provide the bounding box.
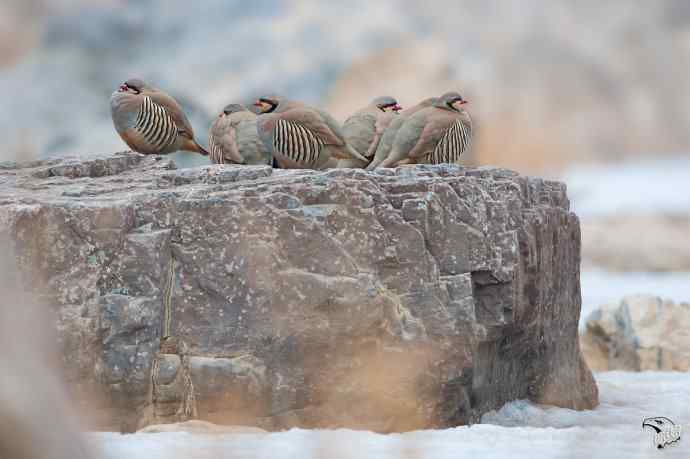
[656,420,663,425]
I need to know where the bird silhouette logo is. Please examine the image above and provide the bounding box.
[642,416,682,449]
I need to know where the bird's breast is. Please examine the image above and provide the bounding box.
[110,92,140,133]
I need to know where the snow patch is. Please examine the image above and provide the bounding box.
[89,372,690,458]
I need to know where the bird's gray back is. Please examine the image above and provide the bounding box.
[315,108,347,143]
[393,110,429,155]
[236,119,272,165]
[342,112,377,157]
[377,115,405,154]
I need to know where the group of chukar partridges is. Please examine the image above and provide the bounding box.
[110,78,472,169]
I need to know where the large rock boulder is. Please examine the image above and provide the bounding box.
[0,152,597,432]
[581,294,690,371]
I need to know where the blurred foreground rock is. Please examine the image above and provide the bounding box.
[581,294,690,371]
[0,152,597,432]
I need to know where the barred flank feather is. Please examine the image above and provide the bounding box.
[429,119,472,164]
[208,134,224,164]
[273,119,324,167]
[134,96,178,151]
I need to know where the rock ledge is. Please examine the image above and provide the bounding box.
[0,152,597,431]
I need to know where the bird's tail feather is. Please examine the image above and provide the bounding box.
[182,138,209,156]
[345,143,369,162]
[366,157,383,170]
[192,140,210,156]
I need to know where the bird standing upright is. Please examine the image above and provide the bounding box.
[254,96,368,169]
[208,104,272,165]
[338,96,401,168]
[366,97,437,170]
[110,78,209,156]
[378,92,472,167]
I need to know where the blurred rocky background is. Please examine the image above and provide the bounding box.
[1,0,689,402]
[2,0,690,172]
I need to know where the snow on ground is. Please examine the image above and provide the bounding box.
[580,269,690,329]
[561,157,690,218]
[90,372,690,459]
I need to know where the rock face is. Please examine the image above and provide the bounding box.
[581,295,690,372]
[0,152,597,432]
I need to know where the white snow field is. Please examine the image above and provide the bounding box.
[90,372,689,459]
[561,157,690,218]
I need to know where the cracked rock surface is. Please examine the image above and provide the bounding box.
[0,152,597,431]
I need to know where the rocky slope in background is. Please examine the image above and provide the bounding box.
[3,0,690,170]
[565,158,690,272]
[0,153,597,432]
[581,217,690,272]
[581,295,690,371]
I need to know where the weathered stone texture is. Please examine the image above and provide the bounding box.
[0,152,597,431]
[582,294,690,372]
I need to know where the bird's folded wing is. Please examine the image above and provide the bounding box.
[392,112,429,159]
[280,108,345,146]
[407,118,454,159]
[221,128,245,164]
[148,91,196,138]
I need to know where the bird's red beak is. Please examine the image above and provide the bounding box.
[253,100,263,107]
[393,104,403,112]
[459,99,468,105]
[118,84,128,92]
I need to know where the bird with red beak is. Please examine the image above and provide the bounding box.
[339,96,404,168]
[254,95,368,169]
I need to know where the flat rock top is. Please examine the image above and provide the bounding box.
[0,152,569,212]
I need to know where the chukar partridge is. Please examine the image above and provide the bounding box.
[338,96,401,168]
[366,97,437,170]
[110,78,208,156]
[378,92,471,167]
[208,103,271,165]
[254,96,368,169]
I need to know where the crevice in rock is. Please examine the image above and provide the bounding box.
[162,251,177,339]
[471,270,513,327]
[144,338,198,428]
